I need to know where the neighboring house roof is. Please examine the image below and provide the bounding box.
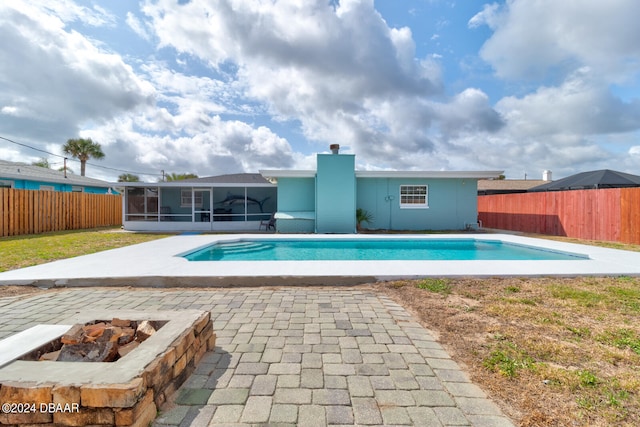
[529,169,640,192]
[0,159,112,188]
[478,179,548,195]
[117,173,275,187]
[179,173,272,185]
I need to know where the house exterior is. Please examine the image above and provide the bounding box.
[477,179,548,195]
[528,169,640,191]
[261,146,502,233]
[119,147,501,233]
[0,160,115,194]
[119,173,277,232]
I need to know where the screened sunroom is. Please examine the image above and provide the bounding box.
[119,174,277,232]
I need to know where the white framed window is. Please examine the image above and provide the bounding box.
[0,179,13,188]
[399,185,428,208]
[71,186,84,192]
[180,189,203,208]
[40,185,55,191]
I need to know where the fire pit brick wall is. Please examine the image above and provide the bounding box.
[0,311,215,426]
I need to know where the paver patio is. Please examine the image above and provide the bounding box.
[0,287,515,426]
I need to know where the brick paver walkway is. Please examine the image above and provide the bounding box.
[0,288,514,426]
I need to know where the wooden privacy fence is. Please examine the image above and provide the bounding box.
[0,188,122,237]
[478,187,640,244]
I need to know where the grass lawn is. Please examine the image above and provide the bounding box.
[0,227,171,272]
[378,275,640,426]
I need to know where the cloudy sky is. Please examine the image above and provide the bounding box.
[1,0,639,182]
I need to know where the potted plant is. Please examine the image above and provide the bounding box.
[356,208,374,232]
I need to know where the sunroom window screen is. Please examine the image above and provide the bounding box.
[181,189,203,208]
[400,185,428,208]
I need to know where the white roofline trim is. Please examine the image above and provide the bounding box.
[115,182,275,188]
[259,170,317,178]
[260,170,504,180]
[355,170,504,179]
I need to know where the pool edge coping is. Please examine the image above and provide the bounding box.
[1,233,640,288]
[179,235,590,261]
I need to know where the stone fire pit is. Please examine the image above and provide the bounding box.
[0,310,215,426]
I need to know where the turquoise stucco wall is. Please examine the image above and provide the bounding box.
[316,154,356,233]
[1,178,111,194]
[276,177,316,233]
[271,153,480,233]
[356,178,479,230]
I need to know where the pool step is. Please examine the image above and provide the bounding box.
[216,241,272,255]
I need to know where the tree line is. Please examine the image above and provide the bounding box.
[31,138,198,182]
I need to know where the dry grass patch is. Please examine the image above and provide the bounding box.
[377,276,640,426]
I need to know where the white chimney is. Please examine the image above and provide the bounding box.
[330,144,340,154]
[543,170,552,181]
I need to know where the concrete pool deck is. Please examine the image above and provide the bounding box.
[1,233,640,288]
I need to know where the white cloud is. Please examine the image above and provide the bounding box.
[496,68,640,137]
[468,3,500,29]
[0,3,153,142]
[0,2,301,180]
[4,0,638,181]
[87,113,296,178]
[21,0,117,27]
[434,88,504,136]
[126,12,151,41]
[459,0,640,178]
[140,0,506,171]
[472,0,640,82]
[1,106,19,116]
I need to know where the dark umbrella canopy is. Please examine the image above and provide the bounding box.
[529,169,640,191]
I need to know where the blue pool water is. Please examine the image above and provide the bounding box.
[183,238,587,261]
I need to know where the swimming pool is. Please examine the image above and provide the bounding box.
[4,233,640,288]
[183,238,588,261]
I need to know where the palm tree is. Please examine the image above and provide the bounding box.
[58,165,74,175]
[62,138,105,176]
[118,173,140,182]
[356,208,374,231]
[32,157,50,168]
